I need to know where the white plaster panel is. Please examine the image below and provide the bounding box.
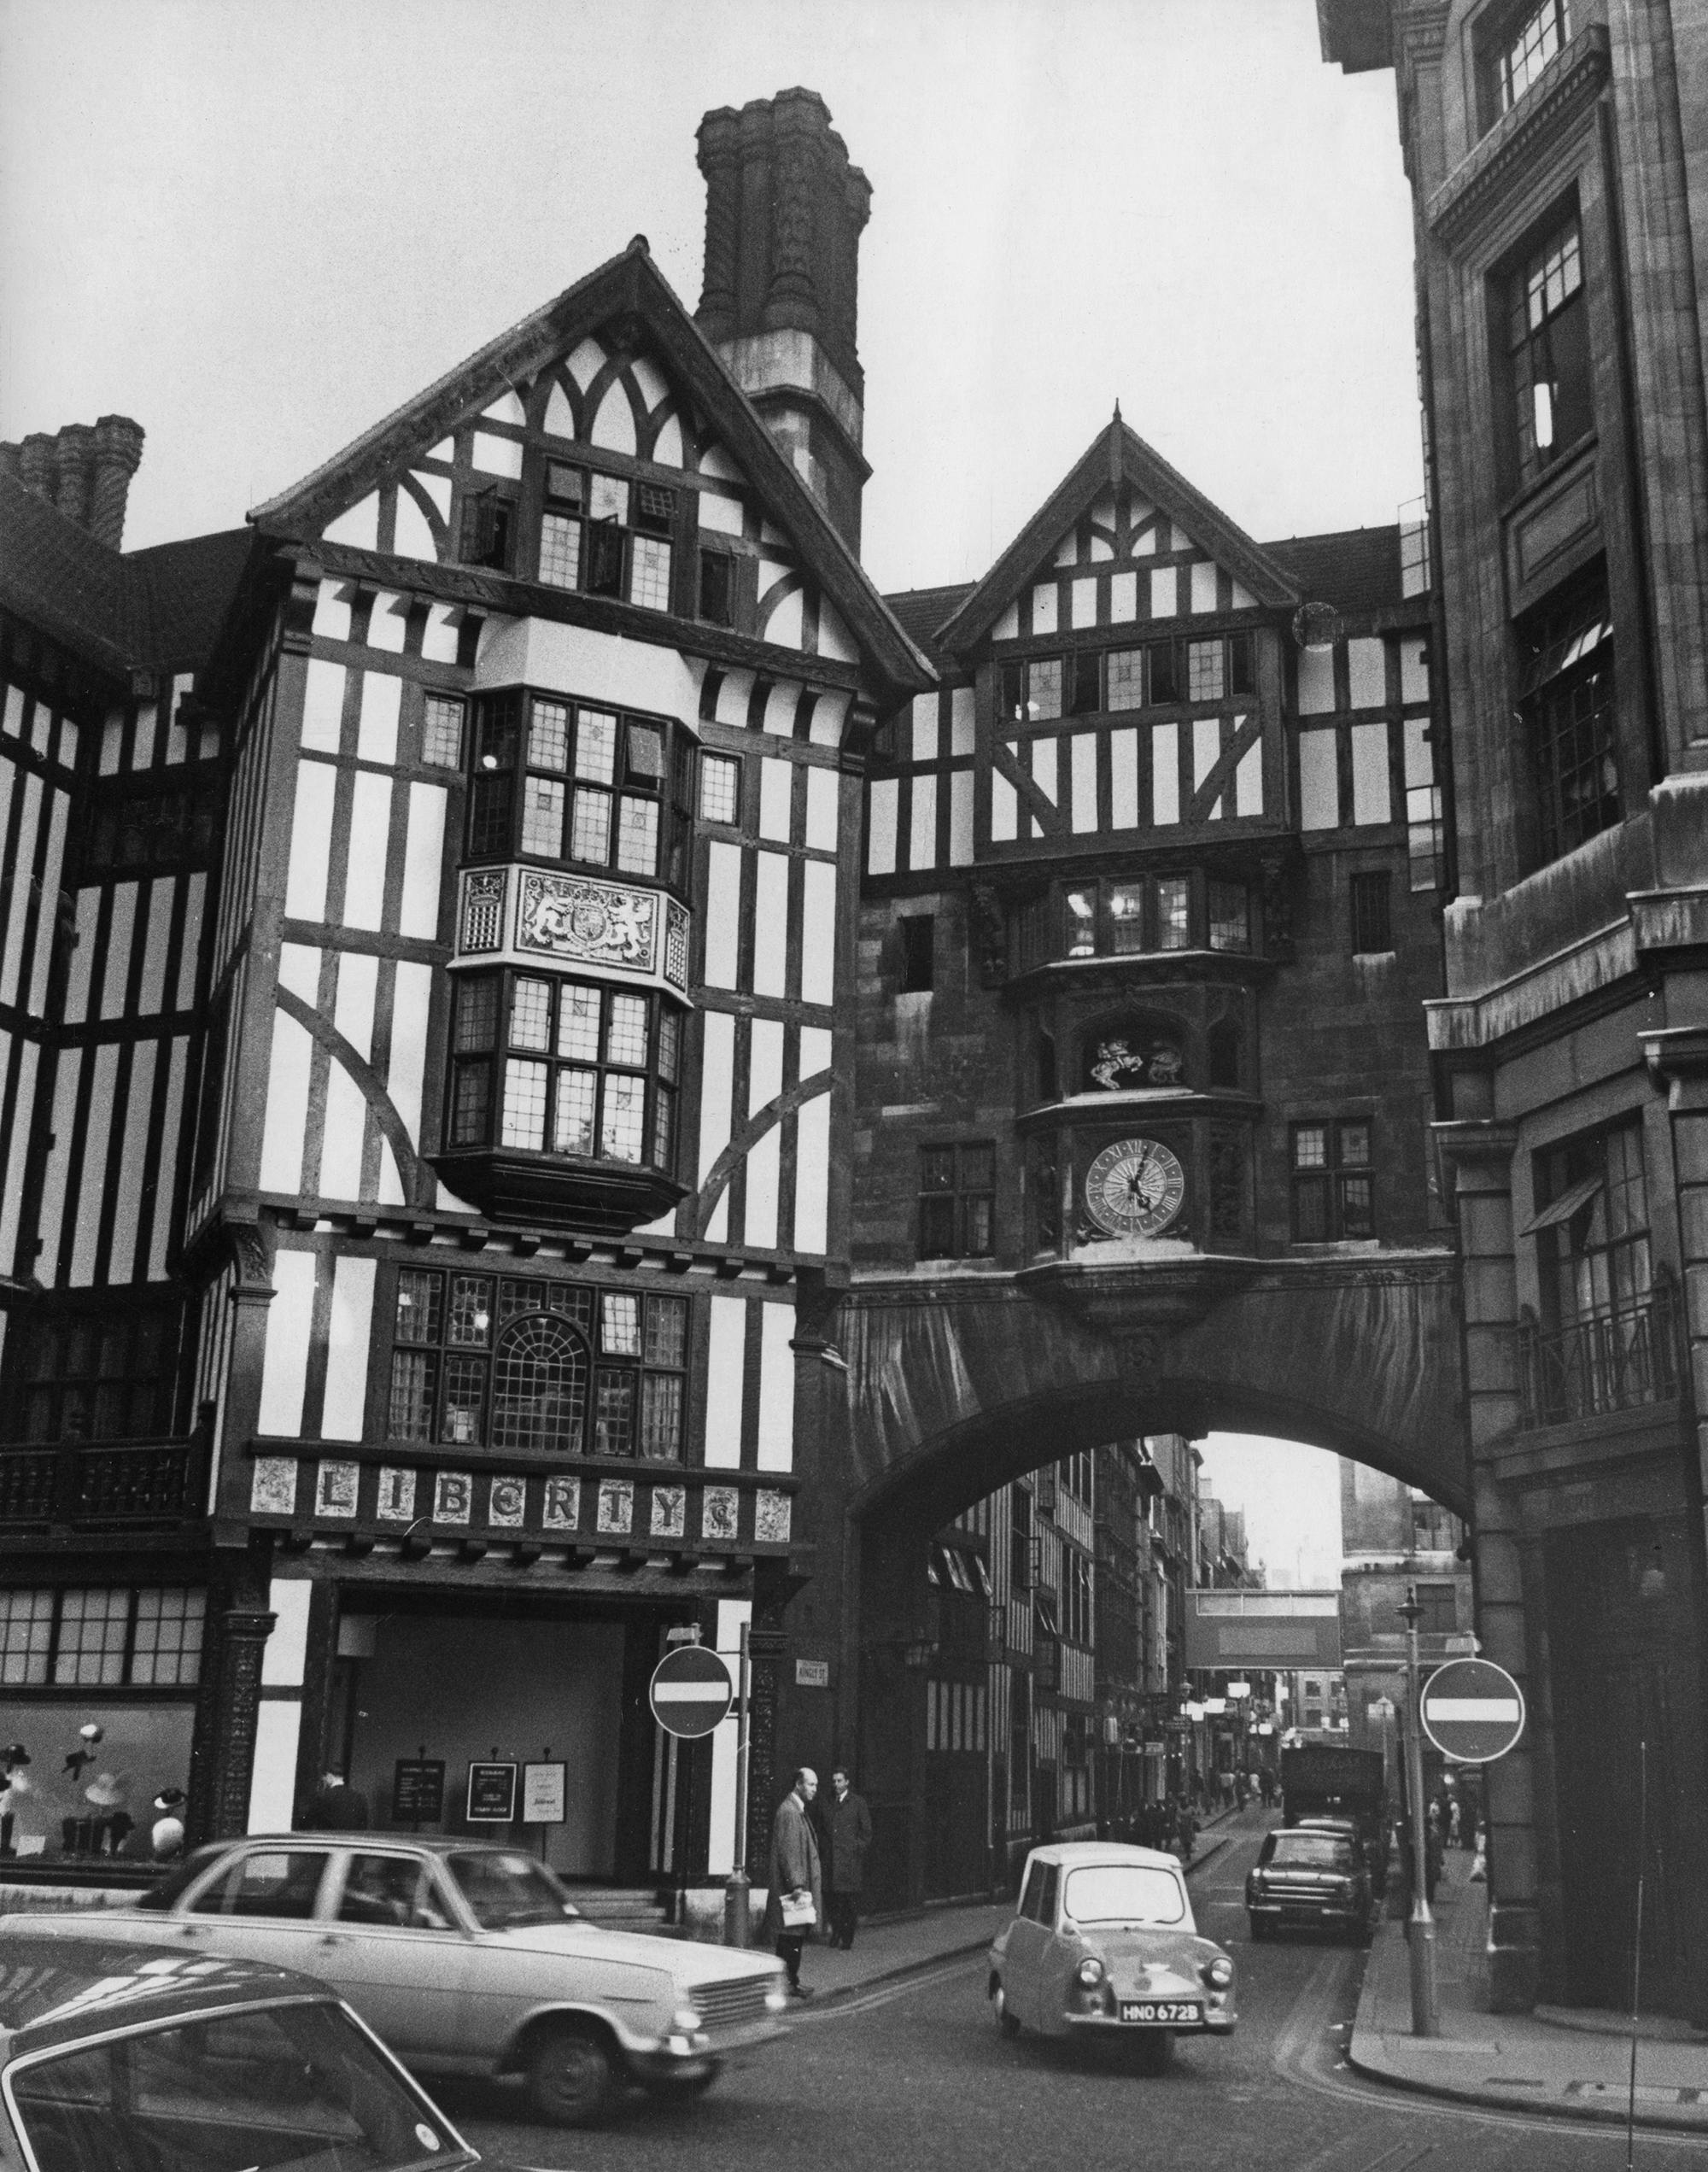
[588,384,637,455]
[993,601,1019,640]
[147,1038,188,1284]
[1191,561,1220,613]
[277,943,319,1004]
[318,1062,367,1201]
[322,1256,376,1441]
[652,413,684,466]
[818,599,856,664]
[1236,736,1264,817]
[312,582,353,641]
[698,1008,735,1183]
[366,593,408,655]
[422,605,460,664]
[263,1578,314,1689]
[714,670,756,728]
[1348,636,1387,708]
[703,1297,746,1469]
[285,762,337,921]
[756,1302,795,1471]
[698,491,746,535]
[545,382,576,437]
[61,888,97,1024]
[356,671,401,762]
[758,758,793,842]
[1296,646,1336,715]
[106,1039,155,1284]
[765,588,804,650]
[67,1044,116,1285]
[471,431,524,478]
[911,694,939,764]
[258,1011,313,1193]
[800,861,835,1006]
[385,960,433,1155]
[322,492,378,548]
[809,690,852,747]
[33,1047,79,1279]
[699,440,740,482]
[95,878,133,1020]
[762,682,797,738]
[1400,638,1430,706]
[301,659,345,753]
[910,773,937,869]
[805,765,839,852]
[1030,584,1058,635]
[1351,720,1391,824]
[1231,580,1256,610]
[1152,724,1180,825]
[991,770,1017,843]
[137,879,173,1016]
[1110,571,1138,623]
[745,1129,780,1250]
[342,774,391,930]
[475,617,700,722]
[948,770,974,865]
[702,842,742,987]
[332,951,377,1062]
[793,1088,830,1256]
[1298,729,1339,829]
[259,1249,318,1433]
[1194,716,1222,793]
[482,389,525,425]
[1070,734,1098,833]
[866,777,898,875]
[1150,567,1178,620]
[1071,577,1098,629]
[707,1596,752,1876]
[752,852,789,996]
[949,685,975,755]
[412,470,451,519]
[399,783,446,940]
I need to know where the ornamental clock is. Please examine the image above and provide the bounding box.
[1084,1138,1187,1239]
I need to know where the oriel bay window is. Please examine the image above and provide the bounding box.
[450,969,679,1171]
[388,1271,689,1458]
[1010,869,1255,972]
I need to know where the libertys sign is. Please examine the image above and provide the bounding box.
[649,1643,734,1738]
[1419,1657,1525,1763]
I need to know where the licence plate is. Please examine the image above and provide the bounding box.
[1119,2000,1201,2025]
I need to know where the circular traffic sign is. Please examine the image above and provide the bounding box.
[649,1644,734,1739]
[1419,1657,1525,1764]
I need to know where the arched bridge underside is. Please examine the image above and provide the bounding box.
[837,1249,1467,1534]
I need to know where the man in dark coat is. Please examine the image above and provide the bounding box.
[760,1768,822,1996]
[823,1766,873,1950]
[301,1769,370,1832]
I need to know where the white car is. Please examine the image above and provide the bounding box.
[20,1834,788,2126]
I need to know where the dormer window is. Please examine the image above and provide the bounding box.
[533,464,677,612]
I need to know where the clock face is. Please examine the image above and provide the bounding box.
[1085,1138,1187,1239]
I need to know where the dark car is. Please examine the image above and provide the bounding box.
[1245,1828,1372,1942]
[0,1926,538,2172]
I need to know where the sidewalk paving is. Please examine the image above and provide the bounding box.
[789,1804,1245,2007]
[1349,1853,1708,2132]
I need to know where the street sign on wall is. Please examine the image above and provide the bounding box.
[649,1643,734,1738]
[1419,1657,1525,1763]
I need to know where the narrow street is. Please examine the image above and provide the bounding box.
[439,1816,1708,2169]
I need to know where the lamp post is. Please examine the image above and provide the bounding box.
[1397,1584,1437,2036]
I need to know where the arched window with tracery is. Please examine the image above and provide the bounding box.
[490,1314,588,1455]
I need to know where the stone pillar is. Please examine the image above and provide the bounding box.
[1435,1115,1541,2009]
[1643,1029,1708,1525]
[186,1549,276,1844]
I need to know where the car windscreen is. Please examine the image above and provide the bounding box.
[1062,1864,1185,1926]
[446,1849,581,1930]
[1265,1834,1357,1869]
[5,1997,472,2172]
[135,1847,224,1909]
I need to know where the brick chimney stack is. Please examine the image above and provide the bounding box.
[0,414,145,549]
[696,89,872,550]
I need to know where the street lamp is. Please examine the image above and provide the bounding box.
[1397,1584,1438,2037]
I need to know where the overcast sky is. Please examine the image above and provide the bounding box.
[1196,1434,1344,1589]
[0,0,1421,589]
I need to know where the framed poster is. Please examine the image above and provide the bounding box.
[465,1761,518,1824]
[392,1759,445,1824]
[522,1761,568,1825]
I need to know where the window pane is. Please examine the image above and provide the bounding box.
[919,1196,956,1256]
[442,1355,486,1444]
[699,752,740,824]
[1187,641,1225,701]
[589,474,629,524]
[657,1010,681,1084]
[1294,1174,1331,1242]
[554,1068,597,1154]
[601,1292,640,1355]
[554,984,600,1063]
[636,482,675,533]
[455,978,498,1054]
[645,1295,687,1367]
[546,461,582,506]
[594,1368,636,1454]
[500,1058,549,1150]
[0,1589,53,1686]
[575,710,617,785]
[960,1145,995,1191]
[528,700,571,772]
[451,1061,491,1145]
[395,1269,442,1345]
[1108,881,1145,953]
[652,1081,676,1169]
[537,513,582,590]
[1027,659,1062,721]
[962,1195,994,1256]
[601,1073,646,1162]
[389,1349,436,1440]
[491,1314,587,1455]
[447,1276,492,1346]
[520,776,564,857]
[509,978,553,1051]
[1208,880,1249,951]
[605,993,649,1068]
[131,1588,205,1689]
[629,536,672,611]
[1294,1126,1328,1170]
[1339,1122,1372,1168]
[571,787,612,862]
[616,794,659,875]
[920,1147,956,1192]
[626,724,666,785]
[1155,875,1190,948]
[1066,888,1096,957]
[422,694,465,769]
[1107,648,1144,710]
[642,1373,683,1458]
[1341,1175,1375,1238]
[54,1588,128,1686]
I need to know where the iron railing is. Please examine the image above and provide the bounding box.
[0,1435,207,1531]
[1516,1279,1681,1430]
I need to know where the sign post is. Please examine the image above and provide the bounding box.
[1397,1585,1437,2038]
[1418,1657,1526,1765]
[648,1642,735,1738]
[723,1625,752,1950]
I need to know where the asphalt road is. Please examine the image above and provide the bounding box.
[438,1821,1708,2171]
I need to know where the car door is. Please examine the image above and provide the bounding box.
[312,1849,482,2066]
[177,1845,336,1975]
[1003,1859,1058,2027]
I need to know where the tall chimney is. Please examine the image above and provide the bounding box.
[90,416,146,549]
[0,415,144,548]
[695,89,872,550]
[53,424,96,529]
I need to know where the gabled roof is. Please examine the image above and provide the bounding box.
[936,412,1300,655]
[1261,525,1406,623]
[884,583,974,674]
[252,237,933,699]
[0,469,253,677]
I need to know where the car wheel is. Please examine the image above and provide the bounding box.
[992,1982,1021,2038]
[525,2023,619,2126]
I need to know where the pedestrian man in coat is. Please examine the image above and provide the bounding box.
[761,1767,822,1997]
[823,1766,873,1951]
[302,1769,370,1831]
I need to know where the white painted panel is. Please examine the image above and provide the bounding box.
[750,1016,784,1113]
[588,384,637,454]
[131,704,157,770]
[1231,580,1256,609]
[703,841,742,988]
[991,769,1017,842]
[284,761,337,921]
[0,774,40,1004]
[311,582,352,641]
[1030,584,1058,635]
[1236,736,1264,817]
[400,783,446,939]
[366,592,408,655]
[332,951,378,1061]
[1400,639,1430,706]
[356,671,401,762]
[698,491,746,535]
[800,1024,833,1080]
[386,958,433,1153]
[713,670,755,729]
[756,1302,795,1470]
[744,1129,780,1249]
[34,1047,81,1279]
[136,879,173,1015]
[911,694,939,764]
[0,1040,38,1276]
[1070,734,1098,834]
[800,861,835,1006]
[703,1296,746,1469]
[765,590,804,650]
[322,1255,376,1441]
[1109,571,1138,623]
[260,1249,318,1434]
[1191,561,1220,613]
[1151,567,1178,619]
[482,388,525,426]
[147,1037,188,1282]
[1296,647,1336,715]
[1071,576,1098,629]
[949,685,975,755]
[805,765,839,852]
[565,337,605,389]
[1111,729,1139,828]
[422,604,460,664]
[1152,725,1180,825]
[1350,720,1392,824]
[761,682,797,738]
[707,1595,752,1876]
[1403,715,1434,789]
[61,892,95,1027]
[1194,717,1222,792]
[1348,636,1387,708]
[0,688,20,736]
[258,1010,313,1192]
[809,690,852,747]
[323,492,379,547]
[98,879,137,1019]
[99,713,123,775]
[263,1580,314,1687]
[247,1701,302,1833]
[68,1042,119,1285]
[993,601,1019,640]
[28,788,67,1014]
[698,1009,735,1183]
[652,413,684,466]
[910,773,938,869]
[1053,531,1077,568]
[392,490,436,562]
[817,599,857,664]
[318,1063,367,1200]
[1299,729,1339,830]
[342,773,391,930]
[277,942,319,1004]
[545,381,576,437]
[106,1038,157,1285]
[866,777,898,875]
[758,757,792,842]
[793,1088,830,1256]
[752,852,789,997]
[949,770,974,865]
[174,872,205,1012]
[477,617,700,727]
[471,430,524,477]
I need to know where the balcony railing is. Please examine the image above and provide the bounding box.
[1516,1280,1681,1430]
[0,1436,207,1532]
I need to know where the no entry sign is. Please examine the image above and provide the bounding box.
[1420,1657,1525,1764]
[649,1643,734,1739]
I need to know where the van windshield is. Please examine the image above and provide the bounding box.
[447,1850,580,1930]
[1062,1864,1185,1926]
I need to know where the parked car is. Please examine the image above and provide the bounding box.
[1290,1812,1385,1882]
[988,1841,1237,2065]
[22,1834,789,2126]
[1246,1826,1372,1941]
[0,1925,536,2171]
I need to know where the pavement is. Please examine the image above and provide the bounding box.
[1349,1847,1708,2132]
